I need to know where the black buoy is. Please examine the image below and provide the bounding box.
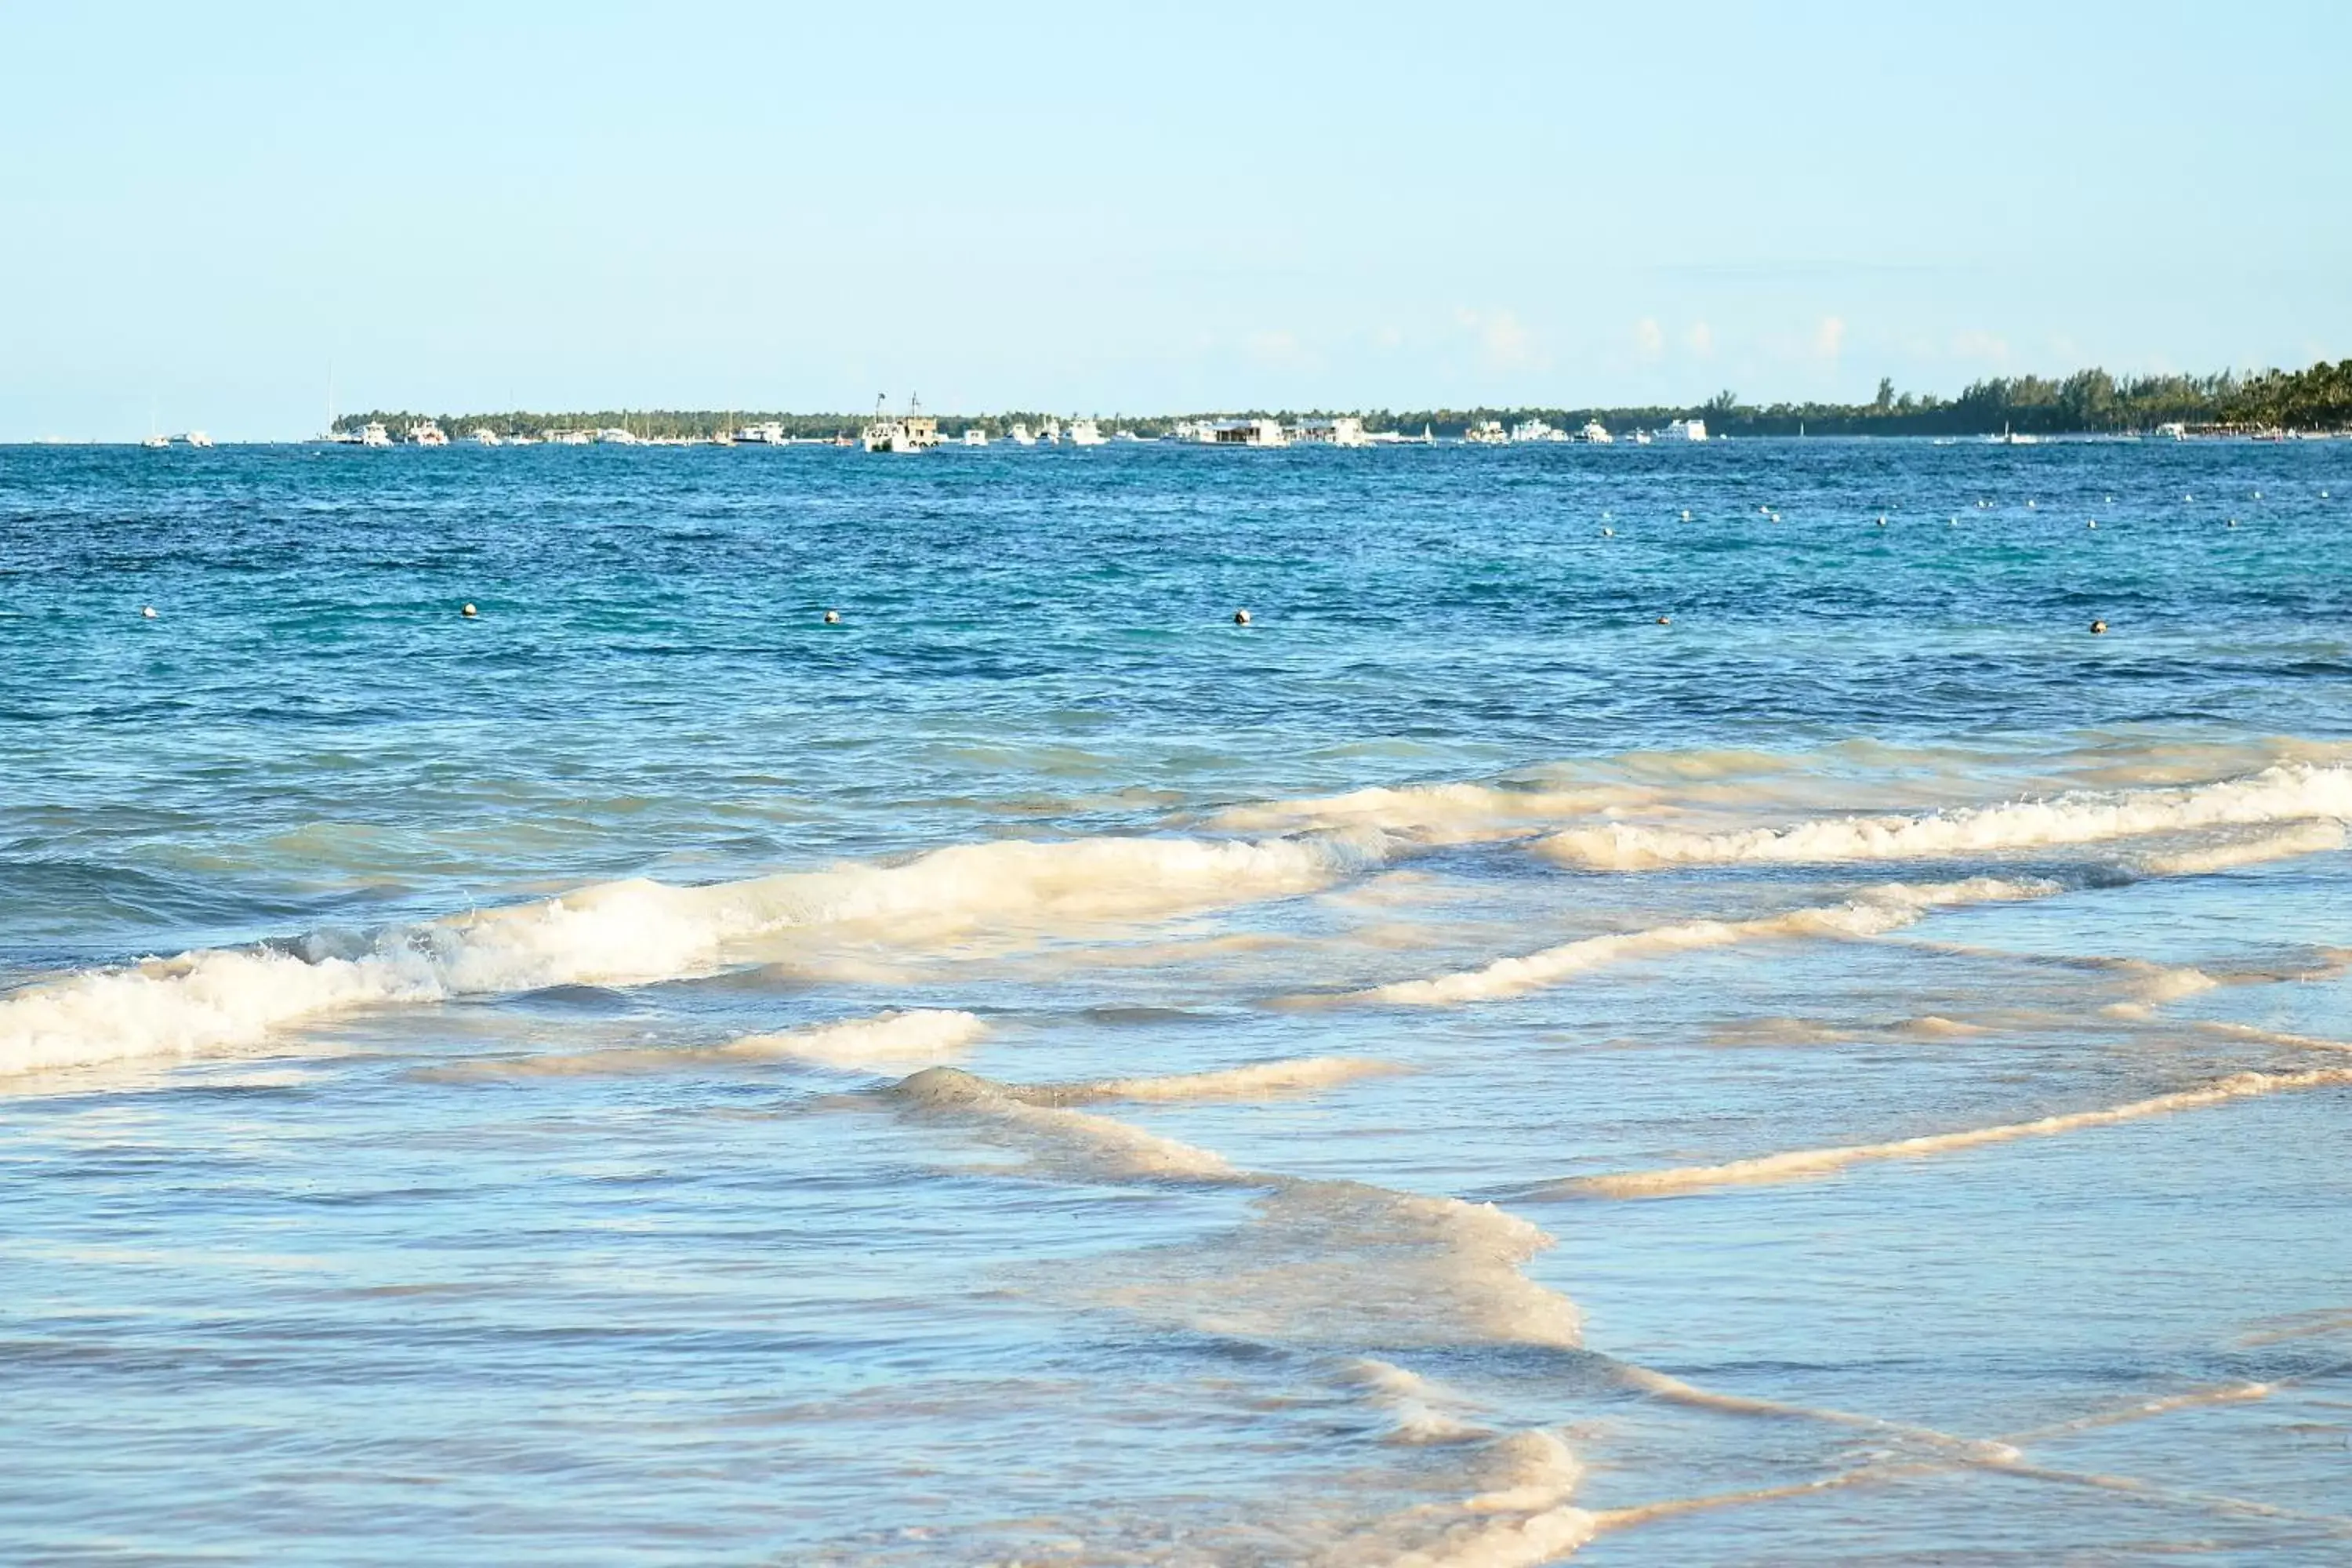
[2089,619,2108,635]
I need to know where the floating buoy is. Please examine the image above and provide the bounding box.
[1948,517,1958,527]
[1600,527,1615,537]
[460,603,477,619]
[2227,519,2238,528]
[2089,619,2108,634]
[1655,615,1671,626]
[2027,499,2037,509]
[1680,509,1692,521]
[1232,609,1251,626]
[2253,490,2262,499]
[1875,516,1886,528]
[140,604,158,619]
[822,608,841,624]
[2086,520,2097,529]
[2184,493,2194,502]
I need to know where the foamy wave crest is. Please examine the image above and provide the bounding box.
[2,828,1383,1079]
[1213,781,1657,844]
[888,1066,1243,1182]
[1547,1067,2352,1199]
[419,1009,988,1081]
[1004,1055,1405,1105]
[1322,1428,1595,1568]
[1538,763,2352,870]
[1337,878,2053,1007]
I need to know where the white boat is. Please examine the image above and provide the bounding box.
[1991,423,2039,446]
[361,422,393,448]
[1068,417,1105,447]
[1462,419,1508,445]
[141,434,172,449]
[472,428,503,447]
[1510,418,1567,443]
[1580,420,1613,445]
[1009,423,1036,446]
[597,428,641,445]
[185,430,214,448]
[1200,418,1288,448]
[2156,421,2187,441]
[963,428,989,447]
[862,396,941,454]
[1664,418,1708,442]
[1290,416,1367,447]
[1041,419,1063,445]
[1631,429,1652,445]
[405,420,449,447]
[505,433,539,446]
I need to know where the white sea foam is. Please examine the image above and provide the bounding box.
[1,828,1382,1078]
[1335,878,2053,1007]
[1213,780,1661,844]
[888,1066,1243,1182]
[1538,762,2352,870]
[1551,1067,2352,1199]
[1014,1055,1406,1105]
[419,1009,989,1081]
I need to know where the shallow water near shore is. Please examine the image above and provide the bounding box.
[3,438,2350,1563]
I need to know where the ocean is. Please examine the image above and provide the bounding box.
[2,437,2348,1564]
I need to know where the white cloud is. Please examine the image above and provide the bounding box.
[1683,321,1715,358]
[1812,315,1846,361]
[1635,317,1666,361]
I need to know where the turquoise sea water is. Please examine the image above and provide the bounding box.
[2,439,2349,1564]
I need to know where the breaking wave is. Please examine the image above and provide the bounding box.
[1544,1067,2352,1199]
[416,1008,989,1081]
[0,829,1384,1078]
[1538,763,2352,870]
[1332,878,2053,1007]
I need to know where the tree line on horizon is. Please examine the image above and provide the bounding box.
[332,358,2350,442]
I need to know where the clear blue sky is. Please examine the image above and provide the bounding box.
[3,1,2345,439]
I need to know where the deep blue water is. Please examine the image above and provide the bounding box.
[3,438,2348,1564]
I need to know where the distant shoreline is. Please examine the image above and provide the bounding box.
[314,359,2343,445]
